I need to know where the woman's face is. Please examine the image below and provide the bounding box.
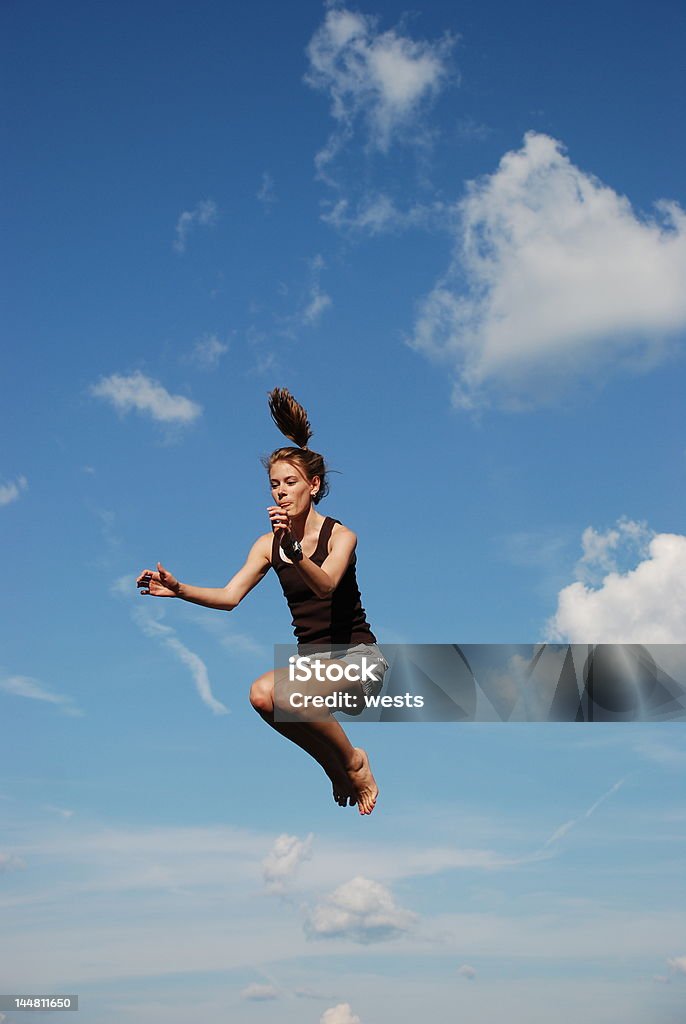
[269,460,318,518]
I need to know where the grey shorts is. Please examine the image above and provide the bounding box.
[296,642,390,700]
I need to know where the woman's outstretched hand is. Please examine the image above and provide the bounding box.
[136,562,181,597]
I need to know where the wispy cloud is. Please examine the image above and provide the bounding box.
[257,172,276,209]
[183,604,266,658]
[298,254,332,327]
[132,607,229,716]
[173,198,218,254]
[110,574,134,598]
[5,817,683,997]
[631,735,686,768]
[306,2,455,173]
[240,982,279,1001]
[543,779,625,848]
[305,875,417,943]
[43,805,75,820]
[547,523,686,643]
[0,851,26,872]
[321,193,450,235]
[0,475,28,507]
[0,675,83,717]
[411,132,686,410]
[114,574,264,664]
[91,371,202,425]
[1,821,304,988]
[188,333,229,370]
[302,288,332,326]
[456,116,491,142]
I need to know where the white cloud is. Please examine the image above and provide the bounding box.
[668,955,686,974]
[547,527,686,643]
[0,474,28,507]
[320,1004,362,1024]
[240,982,278,1001]
[262,833,313,894]
[189,333,229,369]
[305,875,417,943]
[91,371,202,424]
[0,675,83,717]
[411,132,686,410]
[133,607,228,716]
[173,198,218,253]
[306,3,454,168]
[457,964,477,980]
[1,821,309,989]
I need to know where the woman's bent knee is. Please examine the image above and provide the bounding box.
[249,676,274,714]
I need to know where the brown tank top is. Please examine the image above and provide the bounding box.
[271,516,376,647]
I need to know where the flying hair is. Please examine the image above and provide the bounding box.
[263,387,329,503]
[267,387,313,448]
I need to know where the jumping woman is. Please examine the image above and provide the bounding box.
[136,388,388,814]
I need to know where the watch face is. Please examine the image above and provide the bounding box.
[280,539,302,562]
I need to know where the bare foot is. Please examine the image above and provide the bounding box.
[322,757,357,807]
[346,747,378,815]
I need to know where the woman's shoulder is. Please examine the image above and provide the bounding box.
[327,517,357,546]
[256,531,277,559]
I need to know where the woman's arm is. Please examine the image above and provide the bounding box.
[291,526,357,599]
[136,535,272,611]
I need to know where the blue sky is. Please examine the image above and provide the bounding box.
[2,1,686,1021]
